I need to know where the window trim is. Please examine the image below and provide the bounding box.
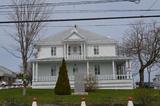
[94,64,100,75]
[94,45,99,55]
[51,47,56,56]
[73,64,78,75]
[51,66,56,76]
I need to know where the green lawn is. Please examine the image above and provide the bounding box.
[0,88,160,104]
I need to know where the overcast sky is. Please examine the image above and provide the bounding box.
[0,0,160,81]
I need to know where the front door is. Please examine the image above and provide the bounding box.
[73,64,78,75]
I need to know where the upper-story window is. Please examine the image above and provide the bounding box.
[94,64,100,75]
[73,46,77,53]
[51,47,56,56]
[94,45,99,55]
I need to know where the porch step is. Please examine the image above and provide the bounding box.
[97,80,133,89]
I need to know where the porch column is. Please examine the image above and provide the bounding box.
[126,60,132,79]
[35,62,38,81]
[87,61,89,76]
[112,60,116,79]
[32,62,35,81]
[80,42,83,59]
[128,60,132,79]
[66,43,68,59]
[63,44,66,59]
[83,43,86,59]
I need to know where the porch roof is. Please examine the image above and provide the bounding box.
[31,56,131,62]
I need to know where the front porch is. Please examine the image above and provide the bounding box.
[32,57,133,89]
[32,74,133,89]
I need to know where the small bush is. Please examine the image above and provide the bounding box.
[84,74,97,92]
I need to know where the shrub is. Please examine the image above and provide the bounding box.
[54,58,71,95]
[84,74,97,92]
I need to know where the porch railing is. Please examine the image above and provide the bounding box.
[36,74,132,82]
[37,76,75,82]
[96,74,132,80]
[67,55,84,60]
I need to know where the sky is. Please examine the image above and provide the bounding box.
[0,0,160,82]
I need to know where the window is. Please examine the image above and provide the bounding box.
[51,66,56,76]
[68,46,71,55]
[94,64,100,75]
[94,45,99,55]
[51,47,56,56]
[79,46,81,55]
[73,46,77,53]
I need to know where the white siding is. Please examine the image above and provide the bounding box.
[87,44,116,57]
[38,62,87,77]
[37,44,116,59]
[68,34,81,40]
[67,62,87,75]
[37,45,63,59]
[100,45,116,56]
[38,63,60,76]
[38,61,113,77]
[0,71,4,76]
[89,61,113,75]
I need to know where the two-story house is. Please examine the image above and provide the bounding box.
[32,26,133,89]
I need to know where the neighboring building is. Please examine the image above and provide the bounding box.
[0,65,16,85]
[32,26,133,89]
[153,74,160,89]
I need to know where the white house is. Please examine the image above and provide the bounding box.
[153,74,160,89]
[0,65,16,84]
[32,26,133,89]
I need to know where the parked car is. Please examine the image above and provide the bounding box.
[0,81,8,87]
[12,79,23,87]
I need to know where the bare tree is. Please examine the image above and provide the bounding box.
[5,0,49,96]
[122,21,160,87]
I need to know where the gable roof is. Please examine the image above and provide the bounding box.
[36,26,116,45]
[0,65,16,77]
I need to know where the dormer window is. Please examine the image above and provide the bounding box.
[51,47,56,56]
[94,45,99,55]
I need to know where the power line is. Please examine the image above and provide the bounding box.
[1,9,160,15]
[1,21,160,28]
[0,14,160,24]
[0,0,139,9]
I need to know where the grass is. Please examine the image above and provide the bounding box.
[0,88,160,104]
